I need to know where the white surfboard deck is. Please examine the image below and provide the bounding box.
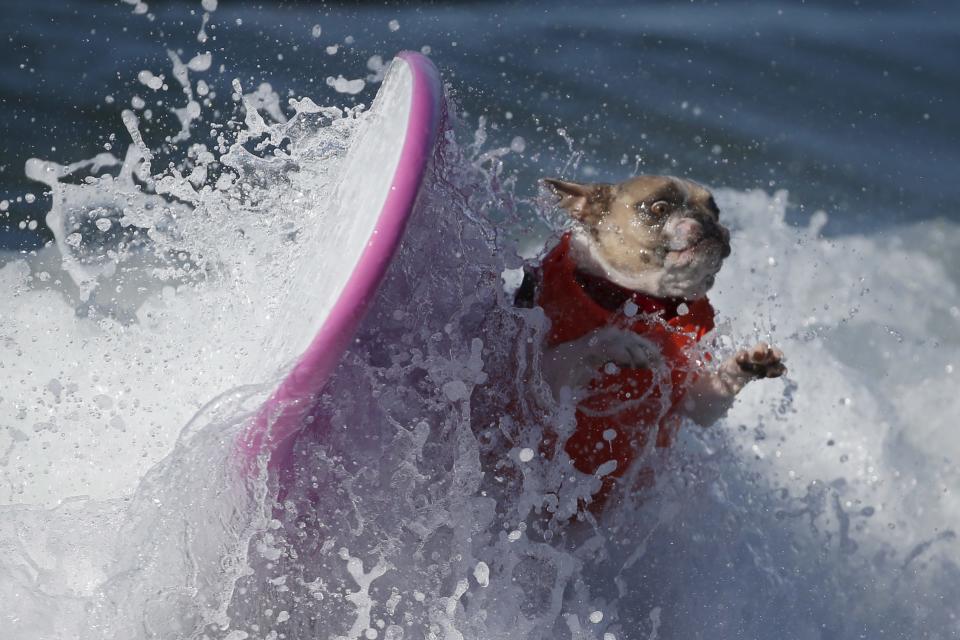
[235,52,443,472]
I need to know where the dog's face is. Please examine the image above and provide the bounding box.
[545,175,731,299]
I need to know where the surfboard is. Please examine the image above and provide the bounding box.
[236,51,443,473]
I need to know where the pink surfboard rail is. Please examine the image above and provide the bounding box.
[235,52,443,473]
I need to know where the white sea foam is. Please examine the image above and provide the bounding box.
[0,64,368,636]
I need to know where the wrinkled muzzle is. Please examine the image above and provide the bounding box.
[665,213,731,259]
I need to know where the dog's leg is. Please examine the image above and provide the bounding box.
[683,342,786,426]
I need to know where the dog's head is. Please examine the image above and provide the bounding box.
[544,175,731,299]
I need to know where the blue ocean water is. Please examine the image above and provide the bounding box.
[1,0,958,249]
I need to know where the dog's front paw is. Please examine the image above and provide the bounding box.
[685,343,786,425]
[734,342,786,379]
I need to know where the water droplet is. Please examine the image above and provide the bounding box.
[473,561,490,587]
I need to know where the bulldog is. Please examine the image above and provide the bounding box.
[514,175,785,499]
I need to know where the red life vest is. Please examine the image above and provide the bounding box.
[536,232,715,488]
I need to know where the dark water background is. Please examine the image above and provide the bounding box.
[1,0,958,248]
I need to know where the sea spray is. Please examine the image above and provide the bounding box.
[1,34,370,636]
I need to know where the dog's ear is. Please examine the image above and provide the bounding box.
[543,178,612,225]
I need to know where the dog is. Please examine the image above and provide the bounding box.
[514,175,786,505]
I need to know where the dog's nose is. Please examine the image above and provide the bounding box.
[676,216,731,257]
[717,224,731,257]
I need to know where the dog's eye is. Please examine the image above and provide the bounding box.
[650,201,670,216]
